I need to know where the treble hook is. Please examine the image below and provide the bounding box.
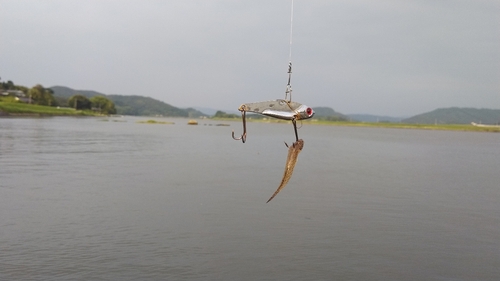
[232,110,247,143]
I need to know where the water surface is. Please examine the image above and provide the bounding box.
[1,117,499,280]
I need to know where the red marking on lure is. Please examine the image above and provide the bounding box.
[306,107,313,117]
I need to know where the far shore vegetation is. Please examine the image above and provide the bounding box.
[212,111,500,133]
[2,78,499,133]
[309,120,500,132]
[0,101,99,116]
[1,78,115,116]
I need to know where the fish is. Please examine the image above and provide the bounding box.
[266,139,304,203]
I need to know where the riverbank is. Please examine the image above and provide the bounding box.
[0,102,101,117]
[307,120,500,132]
[2,104,498,133]
[212,117,500,133]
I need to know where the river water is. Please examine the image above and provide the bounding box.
[0,116,499,280]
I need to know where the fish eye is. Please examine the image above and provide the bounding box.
[306,107,313,116]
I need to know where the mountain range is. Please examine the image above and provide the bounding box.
[50,86,206,118]
[50,86,500,124]
[402,107,500,125]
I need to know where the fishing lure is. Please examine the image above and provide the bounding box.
[231,99,313,202]
[231,0,313,202]
[231,99,314,143]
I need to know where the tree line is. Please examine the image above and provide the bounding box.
[1,78,116,114]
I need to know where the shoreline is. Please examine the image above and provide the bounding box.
[2,108,499,133]
[211,117,500,133]
[0,102,101,117]
[0,110,100,117]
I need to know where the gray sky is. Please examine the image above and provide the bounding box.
[1,0,499,116]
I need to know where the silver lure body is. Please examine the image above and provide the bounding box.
[237,99,314,121]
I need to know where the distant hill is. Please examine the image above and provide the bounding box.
[50,86,207,117]
[346,114,404,123]
[108,95,200,117]
[50,86,106,98]
[312,106,348,121]
[192,107,219,116]
[403,107,500,124]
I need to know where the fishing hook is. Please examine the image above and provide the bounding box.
[232,110,247,143]
[292,117,299,142]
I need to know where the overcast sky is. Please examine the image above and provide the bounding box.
[1,0,499,116]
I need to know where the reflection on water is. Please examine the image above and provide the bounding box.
[1,117,499,280]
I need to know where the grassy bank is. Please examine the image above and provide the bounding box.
[212,117,500,133]
[307,120,500,132]
[0,102,100,116]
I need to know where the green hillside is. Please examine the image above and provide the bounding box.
[403,107,500,124]
[109,95,195,117]
[50,86,206,117]
[50,86,105,98]
[312,106,348,121]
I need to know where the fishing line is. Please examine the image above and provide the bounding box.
[288,0,294,63]
[285,0,294,102]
